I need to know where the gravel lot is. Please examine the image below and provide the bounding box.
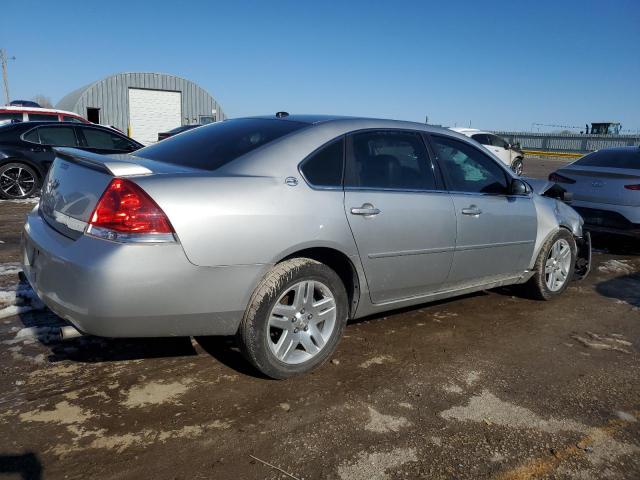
[0,156,638,480]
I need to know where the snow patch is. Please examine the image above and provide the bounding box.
[598,259,634,274]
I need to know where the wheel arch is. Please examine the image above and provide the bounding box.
[279,246,361,319]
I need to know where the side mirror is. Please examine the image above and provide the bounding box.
[509,178,530,195]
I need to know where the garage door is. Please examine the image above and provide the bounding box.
[128,88,182,145]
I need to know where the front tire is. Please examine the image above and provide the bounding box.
[237,258,348,379]
[524,230,576,300]
[511,158,524,176]
[0,162,39,200]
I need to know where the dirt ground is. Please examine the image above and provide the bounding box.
[0,156,638,480]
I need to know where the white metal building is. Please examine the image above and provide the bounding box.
[56,72,226,144]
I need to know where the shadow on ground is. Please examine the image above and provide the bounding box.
[0,452,42,480]
[596,272,640,307]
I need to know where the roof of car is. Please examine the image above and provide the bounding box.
[449,127,492,135]
[0,105,82,116]
[245,114,461,135]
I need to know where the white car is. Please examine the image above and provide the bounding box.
[451,128,524,175]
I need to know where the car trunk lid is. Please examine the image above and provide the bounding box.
[557,165,640,206]
[39,148,193,240]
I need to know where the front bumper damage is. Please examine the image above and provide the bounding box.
[573,231,591,280]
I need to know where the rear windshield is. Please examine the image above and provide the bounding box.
[136,118,308,170]
[574,149,639,169]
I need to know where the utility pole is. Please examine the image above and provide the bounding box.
[1,49,16,105]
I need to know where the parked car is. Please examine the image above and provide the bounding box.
[451,128,525,175]
[9,100,42,108]
[0,121,143,199]
[0,106,89,125]
[157,124,202,141]
[22,115,590,378]
[549,146,640,237]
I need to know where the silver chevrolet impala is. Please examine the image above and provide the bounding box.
[22,114,591,378]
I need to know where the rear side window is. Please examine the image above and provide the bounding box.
[23,129,39,143]
[27,113,59,122]
[346,130,436,190]
[135,118,308,171]
[37,127,77,146]
[81,127,136,151]
[574,149,639,169]
[431,135,508,194]
[300,138,344,188]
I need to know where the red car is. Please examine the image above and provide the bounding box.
[0,106,89,125]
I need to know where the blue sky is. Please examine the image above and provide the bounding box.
[3,0,640,132]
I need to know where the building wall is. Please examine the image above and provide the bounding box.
[56,72,226,134]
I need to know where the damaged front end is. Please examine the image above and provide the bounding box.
[574,231,591,280]
[527,177,591,281]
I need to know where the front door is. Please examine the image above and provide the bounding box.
[486,134,513,167]
[428,134,537,285]
[344,130,456,304]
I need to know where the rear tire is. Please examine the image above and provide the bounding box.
[524,229,576,300]
[0,162,39,200]
[237,258,348,379]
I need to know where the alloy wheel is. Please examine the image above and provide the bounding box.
[267,280,337,365]
[545,238,571,291]
[0,166,36,198]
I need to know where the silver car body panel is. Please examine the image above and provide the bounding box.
[22,116,585,338]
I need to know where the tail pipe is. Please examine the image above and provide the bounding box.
[59,325,83,340]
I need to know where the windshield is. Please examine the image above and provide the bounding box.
[136,118,308,171]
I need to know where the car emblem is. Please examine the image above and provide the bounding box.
[591,180,604,188]
[285,176,298,187]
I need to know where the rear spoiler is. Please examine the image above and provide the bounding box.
[53,147,152,177]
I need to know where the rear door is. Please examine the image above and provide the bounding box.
[428,134,537,285]
[344,130,456,303]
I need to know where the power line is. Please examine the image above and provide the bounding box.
[1,49,16,105]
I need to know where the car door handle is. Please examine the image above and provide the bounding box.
[461,205,482,216]
[351,204,381,216]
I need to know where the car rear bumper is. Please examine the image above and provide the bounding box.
[571,201,640,237]
[21,209,268,337]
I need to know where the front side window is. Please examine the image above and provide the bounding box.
[346,130,436,190]
[27,113,59,122]
[488,134,508,149]
[81,127,136,151]
[430,135,508,194]
[300,137,344,188]
[135,118,308,171]
[36,127,77,147]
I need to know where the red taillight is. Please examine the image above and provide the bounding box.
[549,172,576,184]
[89,178,174,235]
[624,184,640,190]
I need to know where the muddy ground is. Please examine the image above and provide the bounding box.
[0,156,638,480]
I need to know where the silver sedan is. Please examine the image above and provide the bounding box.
[22,115,591,378]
